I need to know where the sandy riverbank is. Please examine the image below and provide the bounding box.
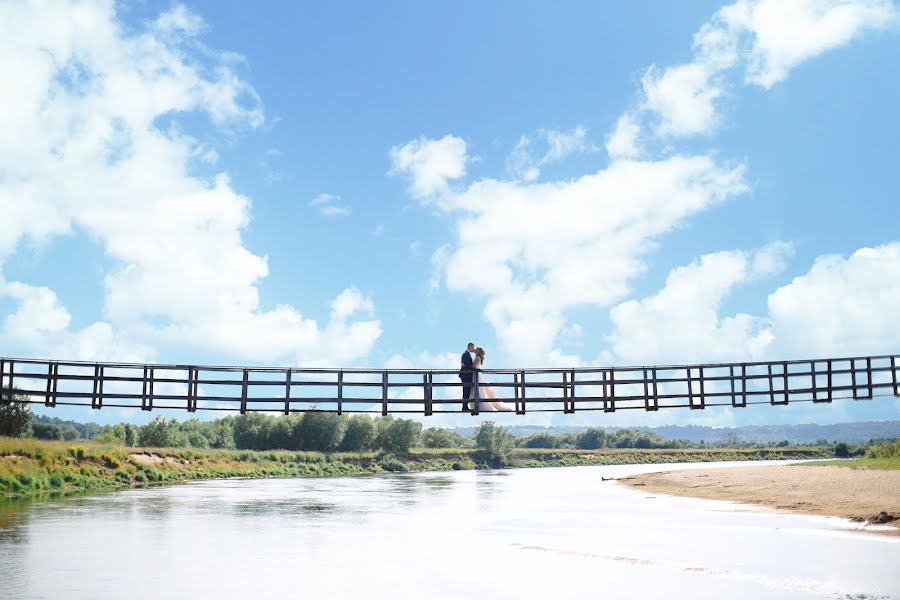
[621,464,900,534]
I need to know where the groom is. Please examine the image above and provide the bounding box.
[459,342,475,411]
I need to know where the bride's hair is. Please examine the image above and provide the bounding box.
[474,347,485,362]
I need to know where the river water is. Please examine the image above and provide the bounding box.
[1,460,897,599]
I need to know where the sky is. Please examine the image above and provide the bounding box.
[1,0,898,429]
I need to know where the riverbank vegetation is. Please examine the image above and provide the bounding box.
[803,439,900,470]
[0,435,833,498]
[0,391,884,498]
[2,392,876,454]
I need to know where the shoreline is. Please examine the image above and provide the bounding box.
[620,463,900,535]
[1,438,832,500]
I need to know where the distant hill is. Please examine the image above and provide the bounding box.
[642,421,900,444]
[450,421,900,444]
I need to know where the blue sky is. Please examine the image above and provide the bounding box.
[1,0,898,428]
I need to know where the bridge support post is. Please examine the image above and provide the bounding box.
[605,369,616,413]
[91,364,104,410]
[45,362,58,407]
[892,356,898,396]
[240,369,248,414]
[381,372,388,416]
[516,370,526,415]
[142,367,154,411]
[424,372,432,416]
[2,361,14,405]
[187,367,198,413]
[284,370,292,415]
[643,368,659,411]
[337,371,343,415]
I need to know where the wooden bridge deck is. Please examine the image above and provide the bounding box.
[1,354,898,416]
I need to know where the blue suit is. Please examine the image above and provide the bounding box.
[459,351,474,410]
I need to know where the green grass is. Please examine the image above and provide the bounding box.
[0,437,832,499]
[801,440,900,470]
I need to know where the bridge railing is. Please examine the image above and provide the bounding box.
[1,354,898,415]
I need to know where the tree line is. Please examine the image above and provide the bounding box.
[2,388,886,457]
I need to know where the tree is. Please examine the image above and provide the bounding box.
[32,422,64,440]
[834,442,850,458]
[138,416,179,448]
[576,427,607,450]
[295,412,344,452]
[340,415,376,451]
[379,419,422,454]
[520,433,558,449]
[421,427,464,449]
[266,416,298,450]
[123,423,138,447]
[232,413,271,450]
[473,421,514,467]
[0,391,32,437]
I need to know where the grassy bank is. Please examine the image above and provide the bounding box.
[801,440,900,470]
[0,437,832,499]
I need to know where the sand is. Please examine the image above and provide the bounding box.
[621,464,900,534]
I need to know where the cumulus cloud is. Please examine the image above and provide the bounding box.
[401,132,747,364]
[723,0,897,88]
[766,242,900,357]
[507,126,596,181]
[605,114,642,160]
[0,1,380,366]
[639,0,896,137]
[608,241,900,365]
[607,243,793,364]
[388,134,468,199]
[400,1,896,368]
[642,62,725,137]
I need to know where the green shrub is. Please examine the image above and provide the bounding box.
[378,419,422,455]
[473,421,514,468]
[0,391,32,437]
[295,412,344,452]
[49,474,64,488]
[378,454,408,473]
[341,415,376,451]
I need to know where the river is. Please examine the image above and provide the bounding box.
[1,460,897,599]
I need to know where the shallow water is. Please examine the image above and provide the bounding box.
[1,460,897,599]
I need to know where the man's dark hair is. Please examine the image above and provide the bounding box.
[467,342,475,348]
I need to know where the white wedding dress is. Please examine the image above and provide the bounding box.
[466,357,514,412]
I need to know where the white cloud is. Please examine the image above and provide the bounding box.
[388,134,468,199]
[608,243,793,364]
[408,132,747,364]
[0,1,380,367]
[642,62,725,137]
[0,279,154,363]
[605,114,642,159]
[310,193,351,217]
[723,0,897,88]
[394,2,896,371]
[154,4,207,37]
[607,241,900,365]
[507,126,595,181]
[766,242,900,357]
[638,0,896,137]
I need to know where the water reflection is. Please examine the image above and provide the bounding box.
[0,462,897,600]
[232,498,340,518]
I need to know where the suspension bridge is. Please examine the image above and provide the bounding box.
[1,354,898,417]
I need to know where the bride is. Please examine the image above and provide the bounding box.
[467,347,514,412]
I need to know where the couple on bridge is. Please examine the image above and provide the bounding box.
[458,342,513,412]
